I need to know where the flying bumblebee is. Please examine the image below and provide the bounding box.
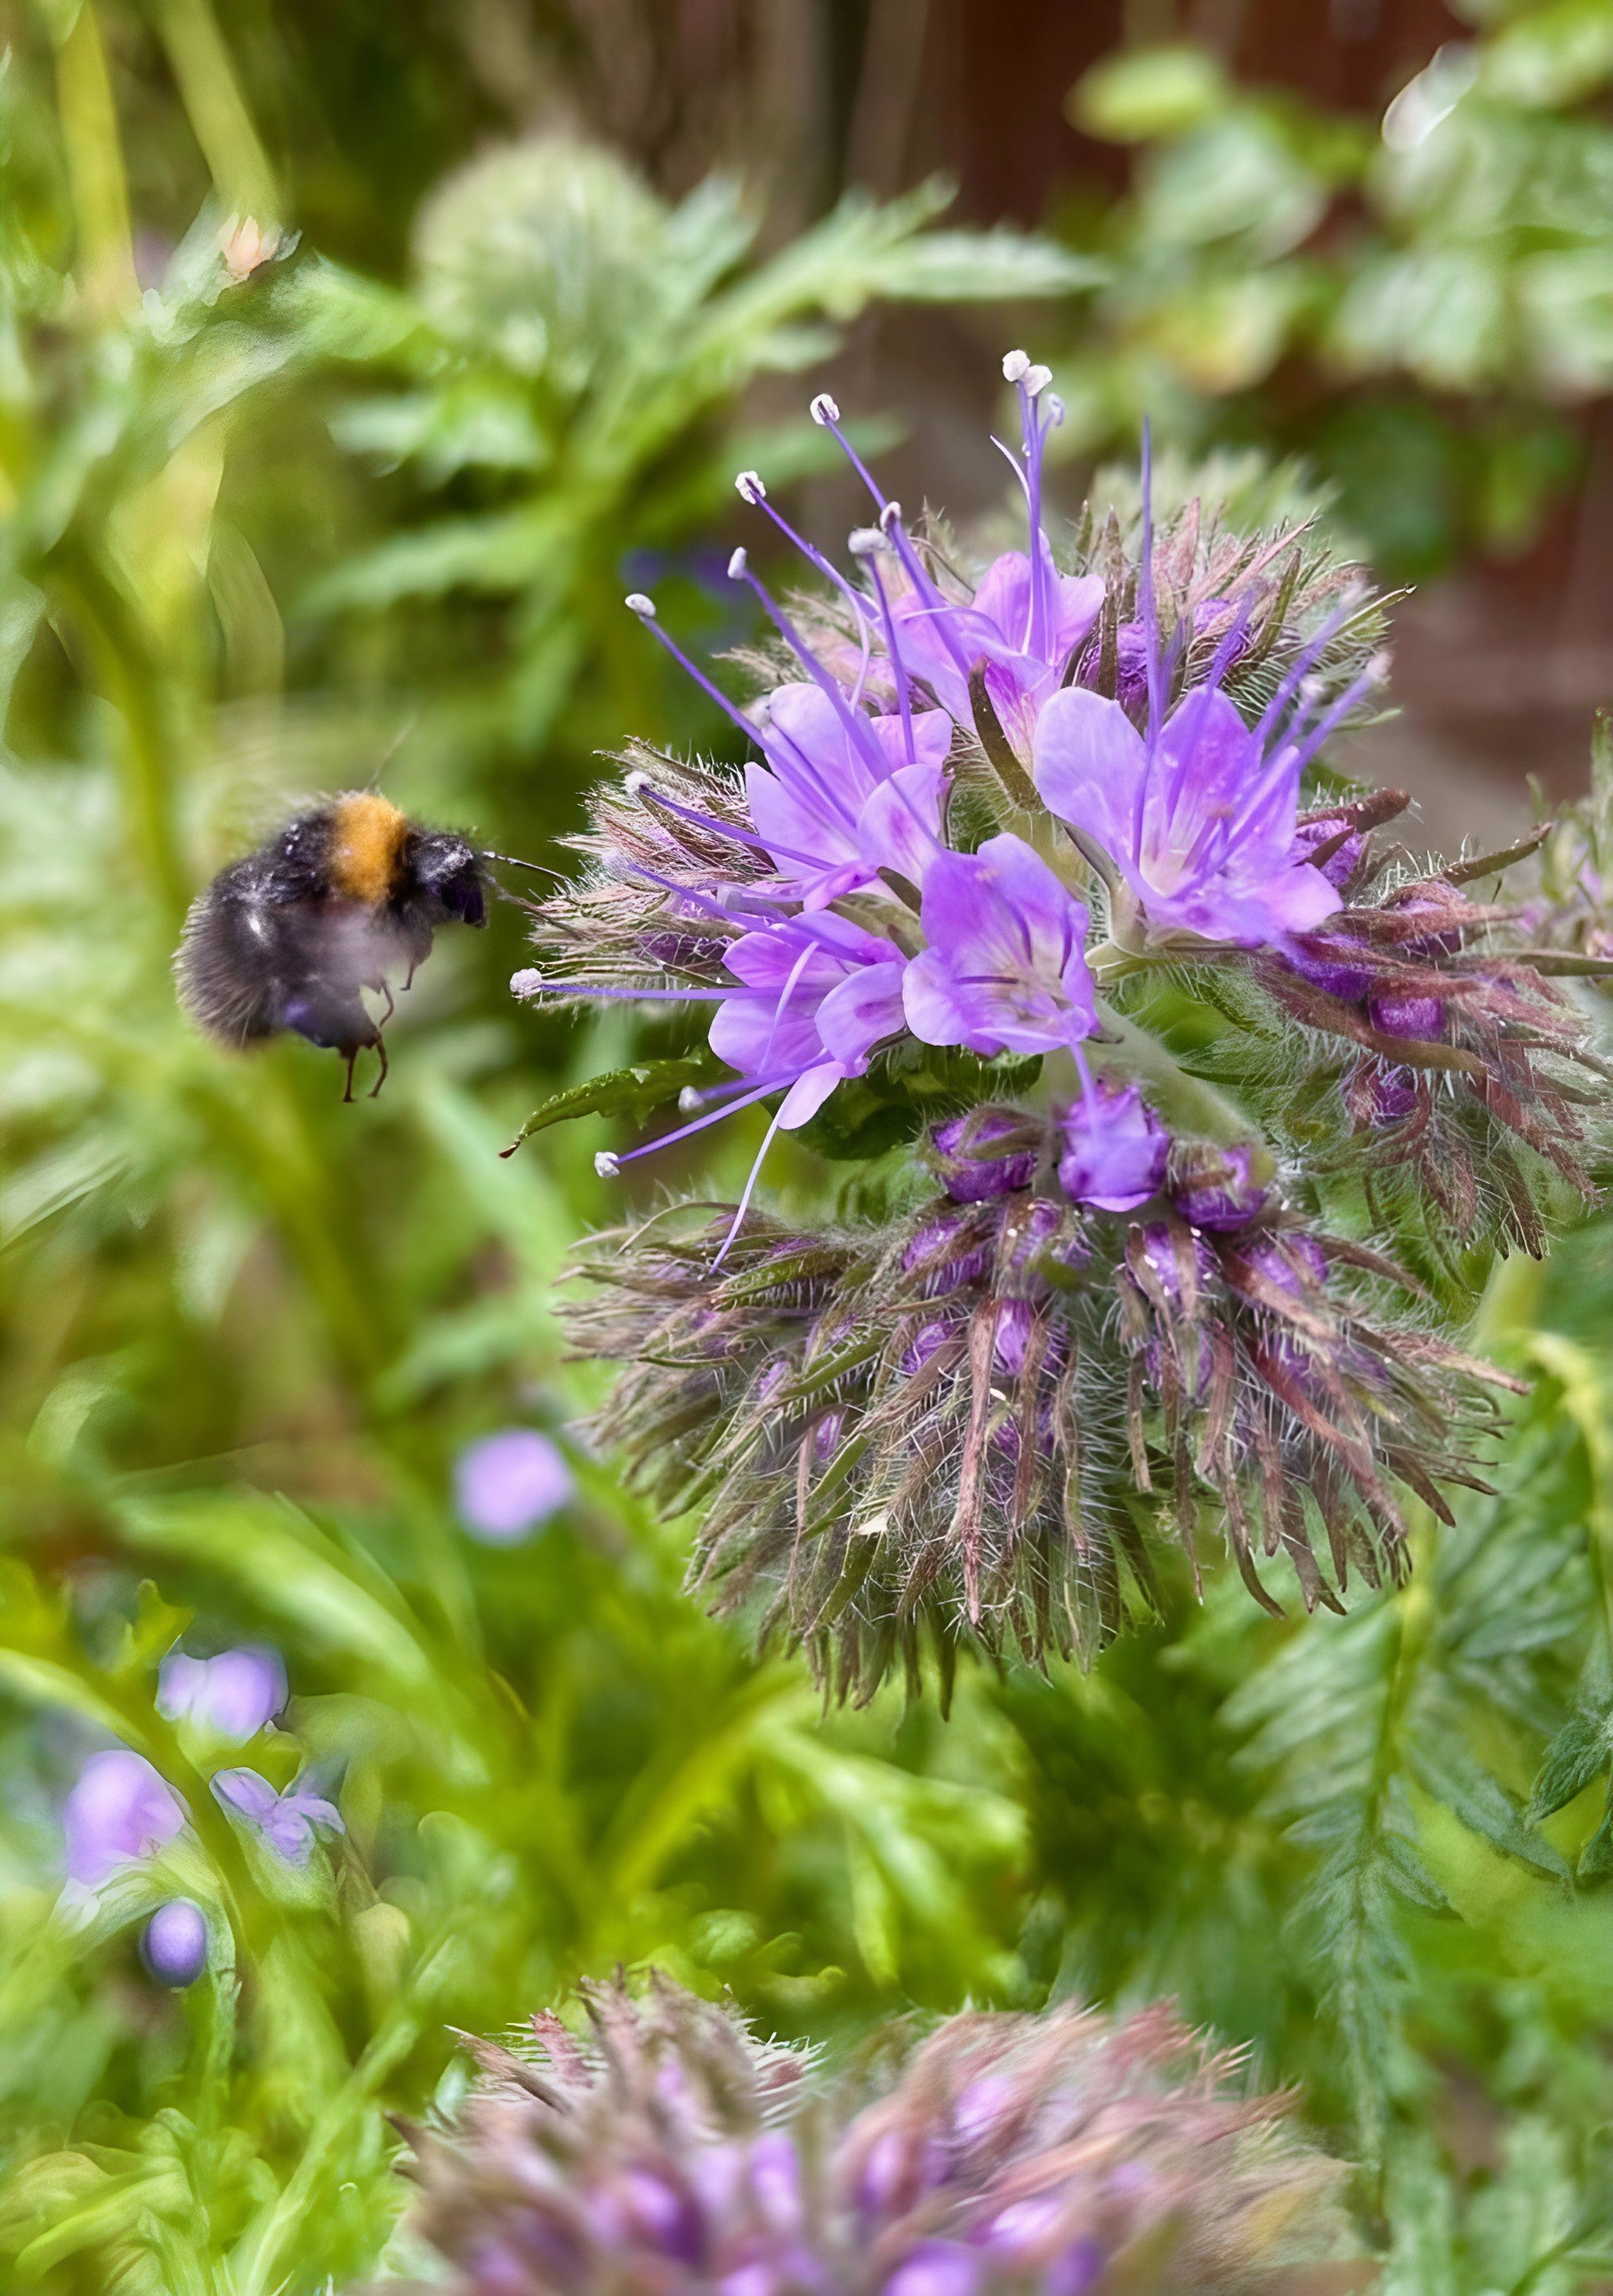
[175,792,489,1098]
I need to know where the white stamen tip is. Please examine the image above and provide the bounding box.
[727,546,748,580]
[625,592,656,618]
[878,500,903,533]
[510,968,542,998]
[624,769,651,796]
[735,469,766,503]
[1024,363,1053,398]
[677,1086,703,1113]
[810,392,840,425]
[1002,349,1030,382]
[847,525,884,557]
[594,1151,621,1179]
[1045,392,1066,427]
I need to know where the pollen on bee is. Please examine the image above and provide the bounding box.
[329,793,409,905]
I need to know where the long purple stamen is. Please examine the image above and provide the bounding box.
[728,548,888,794]
[735,470,876,708]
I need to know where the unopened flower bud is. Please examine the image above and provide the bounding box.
[141,1897,209,1987]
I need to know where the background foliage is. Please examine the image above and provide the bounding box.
[5,4,1613,2291]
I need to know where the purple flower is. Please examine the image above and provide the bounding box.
[455,1428,574,1544]
[64,1750,184,1890]
[706,910,907,1128]
[1370,991,1444,1042]
[933,1109,1040,1202]
[141,1897,209,1987]
[747,682,949,909]
[1057,1081,1167,1211]
[1033,683,1341,948]
[1171,1143,1269,1232]
[213,1768,343,1865]
[903,835,1095,1058]
[158,1646,286,1740]
[883,2242,981,2296]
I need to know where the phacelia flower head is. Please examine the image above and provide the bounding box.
[397,1977,1348,2296]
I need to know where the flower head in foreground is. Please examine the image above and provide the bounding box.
[513,347,1602,1685]
[63,1750,184,1891]
[392,1976,1348,2296]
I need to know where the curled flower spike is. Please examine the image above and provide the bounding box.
[391,1976,1349,2296]
[567,1107,1512,1698]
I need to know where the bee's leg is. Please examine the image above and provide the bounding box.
[368,1035,390,1099]
[377,980,395,1025]
[342,1049,358,1103]
[402,963,417,992]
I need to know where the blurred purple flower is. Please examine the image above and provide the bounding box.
[158,1645,286,1740]
[1057,1081,1167,1211]
[455,1428,576,1545]
[904,835,1095,1058]
[64,1750,185,1890]
[141,1897,209,1987]
[213,1768,343,1865]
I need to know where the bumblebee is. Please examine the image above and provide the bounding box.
[175,792,488,1098]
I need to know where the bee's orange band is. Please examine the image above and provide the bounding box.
[329,793,408,905]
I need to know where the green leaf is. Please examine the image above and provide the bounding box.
[499,1055,718,1157]
[1070,44,1231,143]
[1530,1704,1613,1821]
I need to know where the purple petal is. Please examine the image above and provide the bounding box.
[1032,686,1149,869]
[905,834,1094,1057]
[159,1646,286,1741]
[212,1767,279,1825]
[63,1750,185,1889]
[814,959,908,1068]
[1058,1082,1168,1212]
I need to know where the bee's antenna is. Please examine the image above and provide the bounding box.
[366,716,419,792]
[482,850,562,882]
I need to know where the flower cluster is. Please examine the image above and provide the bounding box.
[59,1642,341,1983]
[514,350,1607,1687]
[570,1107,1512,1695]
[391,1976,1346,2296]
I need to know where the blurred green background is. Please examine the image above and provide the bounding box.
[7,2,1613,2289]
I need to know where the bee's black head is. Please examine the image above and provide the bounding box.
[406,830,487,928]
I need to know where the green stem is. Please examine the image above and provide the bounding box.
[146,0,280,225]
[50,1,139,323]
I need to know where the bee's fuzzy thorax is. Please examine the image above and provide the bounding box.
[328,793,409,905]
